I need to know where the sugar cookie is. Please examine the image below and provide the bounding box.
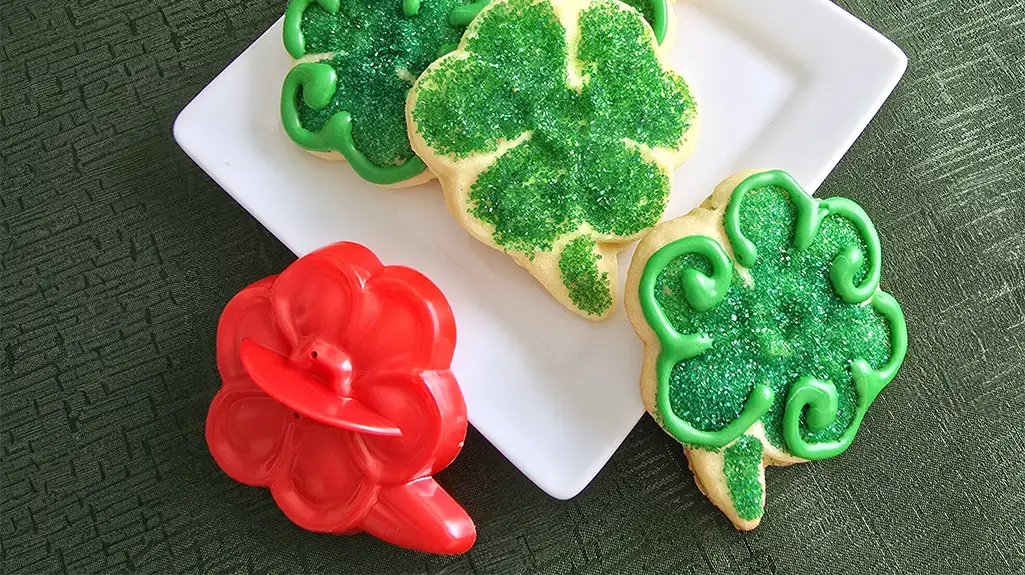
[407,0,698,318]
[625,170,908,529]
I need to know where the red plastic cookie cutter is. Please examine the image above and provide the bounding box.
[205,241,474,555]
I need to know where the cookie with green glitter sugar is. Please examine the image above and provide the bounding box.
[279,0,491,187]
[407,0,698,320]
[625,169,908,530]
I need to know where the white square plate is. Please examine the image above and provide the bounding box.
[174,0,906,499]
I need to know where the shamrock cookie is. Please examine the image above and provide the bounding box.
[280,0,491,187]
[625,170,907,529]
[407,0,698,319]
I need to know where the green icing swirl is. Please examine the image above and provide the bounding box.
[638,171,907,460]
[411,0,695,307]
[293,53,415,168]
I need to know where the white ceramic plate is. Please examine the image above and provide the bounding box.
[174,0,906,499]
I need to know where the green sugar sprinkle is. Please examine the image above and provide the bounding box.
[296,53,412,167]
[654,185,893,450]
[559,236,612,316]
[296,0,472,167]
[619,0,655,36]
[723,435,764,521]
[412,0,695,255]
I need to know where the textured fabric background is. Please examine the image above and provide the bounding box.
[2,0,1024,573]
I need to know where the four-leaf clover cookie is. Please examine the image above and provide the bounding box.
[625,170,908,530]
[407,0,699,319]
[280,0,491,187]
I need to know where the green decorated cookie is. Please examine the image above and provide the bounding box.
[279,0,492,187]
[407,0,698,319]
[625,170,908,529]
[281,0,674,188]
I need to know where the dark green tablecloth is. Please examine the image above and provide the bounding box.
[2,0,1024,573]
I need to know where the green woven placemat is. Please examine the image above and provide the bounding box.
[2,0,1023,572]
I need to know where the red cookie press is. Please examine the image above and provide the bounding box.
[205,242,474,555]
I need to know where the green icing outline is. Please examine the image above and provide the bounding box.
[639,235,773,449]
[645,0,669,45]
[638,170,908,459]
[782,290,906,459]
[283,0,340,59]
[280,0,493,185]
[280,62,428,185]
[725,170,882,304]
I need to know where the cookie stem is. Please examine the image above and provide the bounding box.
[722,435,765,522]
